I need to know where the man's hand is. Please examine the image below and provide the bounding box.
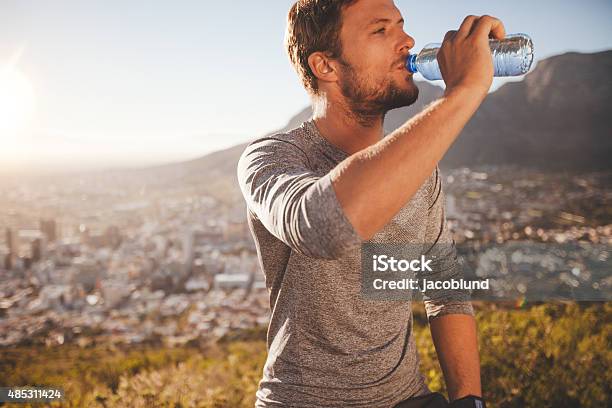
[437,15,506,98]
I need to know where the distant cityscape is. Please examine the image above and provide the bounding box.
[0,165,610,348]
[442,166,610,301]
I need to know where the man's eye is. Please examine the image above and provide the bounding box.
[373,27,385,34]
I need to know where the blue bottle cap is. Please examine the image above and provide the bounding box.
[406,54,418,73]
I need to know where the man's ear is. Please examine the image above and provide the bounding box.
[308,51,339,86]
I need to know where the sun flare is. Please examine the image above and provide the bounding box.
[0,66,36,134]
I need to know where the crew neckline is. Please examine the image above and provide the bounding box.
[303,118,351,162]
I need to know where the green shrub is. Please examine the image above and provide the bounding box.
[1,303,609,407]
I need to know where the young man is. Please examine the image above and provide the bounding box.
[237,0,504,406]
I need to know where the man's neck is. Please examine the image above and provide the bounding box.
[311,95,384,156]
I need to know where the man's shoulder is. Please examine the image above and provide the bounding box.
[238,121,313,164]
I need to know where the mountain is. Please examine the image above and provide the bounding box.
[440,50,612,170]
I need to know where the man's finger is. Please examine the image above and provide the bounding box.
[443,30,457,42]
[457,15,478,39]
[471,15,506,41]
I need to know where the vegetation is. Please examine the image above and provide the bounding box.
[1,302,609,407]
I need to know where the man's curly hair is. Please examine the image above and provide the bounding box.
[285,0,359,96]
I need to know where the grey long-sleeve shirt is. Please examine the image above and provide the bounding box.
[236,118,474,408]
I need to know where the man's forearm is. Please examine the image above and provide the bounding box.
[430,314,481,401]
[330,86,486,240]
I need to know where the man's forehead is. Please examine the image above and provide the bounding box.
[342,0,402,28]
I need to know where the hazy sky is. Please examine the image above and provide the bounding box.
[1,0,611,172]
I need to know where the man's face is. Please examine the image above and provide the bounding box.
[334,0,418,118]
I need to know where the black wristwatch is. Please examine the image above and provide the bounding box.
[449,395,486,408]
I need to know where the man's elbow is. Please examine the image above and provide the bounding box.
[354,223,375,241]
[340,198,384,242]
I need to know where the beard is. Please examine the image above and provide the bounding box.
[337,57,419,127]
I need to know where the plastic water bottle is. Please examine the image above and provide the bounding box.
[406,33,534,81]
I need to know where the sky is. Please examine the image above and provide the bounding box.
[1,0,611,173]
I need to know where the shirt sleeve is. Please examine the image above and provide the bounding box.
[420,165,474,321]
[236,136,363,260]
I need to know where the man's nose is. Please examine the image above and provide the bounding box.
[398,32,415,54]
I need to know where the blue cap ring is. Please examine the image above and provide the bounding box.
[406,54,418,73]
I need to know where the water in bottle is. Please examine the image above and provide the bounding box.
[406,33,534,81]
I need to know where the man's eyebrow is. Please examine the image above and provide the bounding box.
[366,17,404,27]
